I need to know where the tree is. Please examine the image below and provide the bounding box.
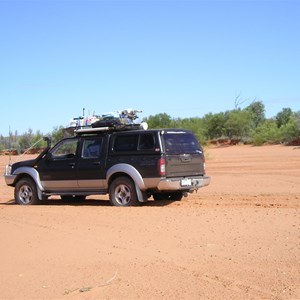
[279,114,300,144]
[202,112,226,140]
[31,130,47,149]
[0,136,4,151]
[276,108,293,128]
[234,93,248,110]
[18,129,34,152]
[145,113,172,129]
[252,119,281,145]
[51,126,66,145]
[224,110,253,141]
[245,101,265,128]
[0,103,298,150]
[171,117,207,144]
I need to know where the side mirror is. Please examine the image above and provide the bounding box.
[43,136,52,148]
[66,153,75,159]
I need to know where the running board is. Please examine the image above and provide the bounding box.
[42,190,107,196]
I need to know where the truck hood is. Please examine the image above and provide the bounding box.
[11,144,50,173]
[11,159,36,173]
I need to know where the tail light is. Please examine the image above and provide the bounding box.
[203,155,206,174]
[158,158,166,176]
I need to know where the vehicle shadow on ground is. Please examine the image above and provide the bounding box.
[2,198,175,207]
[1,199,16,205]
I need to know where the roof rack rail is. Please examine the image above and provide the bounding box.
[73,123,146,135]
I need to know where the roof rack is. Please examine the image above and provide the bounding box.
[66,108,148,135]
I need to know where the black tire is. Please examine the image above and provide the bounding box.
[60,195,86,201]
[153,191,183,201]
[14,178,39,205]
[109,176,139,206]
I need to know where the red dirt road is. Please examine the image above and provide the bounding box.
[0,145,299,299]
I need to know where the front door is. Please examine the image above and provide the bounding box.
[37,138,79,191]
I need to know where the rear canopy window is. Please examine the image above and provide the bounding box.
[163,132,201,154]
[114,133,155,152]
[114,135,138,152]
[138,133,155,150]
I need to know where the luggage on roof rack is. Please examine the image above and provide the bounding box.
[66,108,148,134]
[91,117,122,128]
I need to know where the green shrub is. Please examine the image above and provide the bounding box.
[252,119,281,145]
[279,115,300,144]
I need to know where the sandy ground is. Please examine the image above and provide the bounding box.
[0,145,299,300]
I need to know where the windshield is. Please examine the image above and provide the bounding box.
[163,132,201,154]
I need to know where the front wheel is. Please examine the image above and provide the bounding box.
[109,177,139,206]
[14,178,39,205]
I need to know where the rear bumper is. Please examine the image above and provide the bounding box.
[157,175,211,191]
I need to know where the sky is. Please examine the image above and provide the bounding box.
[0,0,299,136]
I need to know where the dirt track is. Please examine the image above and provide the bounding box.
[0,145,299,299]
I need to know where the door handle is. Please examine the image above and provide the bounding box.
[93,161,101,165]
[68,163,75,168]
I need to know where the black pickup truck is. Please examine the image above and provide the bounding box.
[4,127,210,206]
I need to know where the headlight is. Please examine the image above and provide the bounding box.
[5,165,12,176]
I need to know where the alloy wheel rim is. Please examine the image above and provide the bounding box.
[18,185,33,204]
[115,184,131,205]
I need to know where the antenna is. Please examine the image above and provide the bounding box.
[14,137,45,163]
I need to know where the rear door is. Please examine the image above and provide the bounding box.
[76,136,107,189]
[162,130,205,177]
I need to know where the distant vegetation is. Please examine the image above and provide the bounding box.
[0,101,299,154]
[144,102,300,146]
[0,126,66,155]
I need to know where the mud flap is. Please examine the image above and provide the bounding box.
[135,184,148,203]
[37,188,44,201]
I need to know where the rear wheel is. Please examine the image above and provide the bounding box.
[109,176,139,206]
[15,178,39,205]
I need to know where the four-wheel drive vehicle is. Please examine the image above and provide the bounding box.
[4,128,210,206]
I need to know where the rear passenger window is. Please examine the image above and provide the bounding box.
[82,138,102,159]
[114,135,138,152]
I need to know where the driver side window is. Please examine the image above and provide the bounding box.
[51,139,78,159]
